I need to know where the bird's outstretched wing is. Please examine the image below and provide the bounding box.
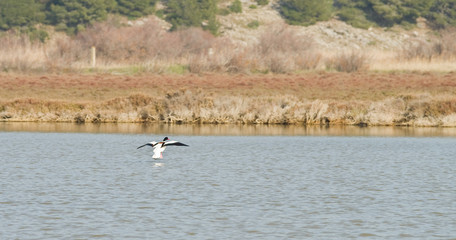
[137,142,157,149]
[163,141,189,147]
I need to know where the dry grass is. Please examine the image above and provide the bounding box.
[371,28,456,72]
[1,20,456,73]
[368,49,456,72]
[325,51,370,72]
[1,72,456,126]
[0,22,361,74]
[0,34,48,72]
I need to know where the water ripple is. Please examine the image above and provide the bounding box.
[0,133,455,239]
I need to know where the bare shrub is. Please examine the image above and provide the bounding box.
[295,52,322,70]
[255,25,319,72]
[41,17,223,71]
[74,20,218,68]
[265,53,293,73]
[439,27,456,58]
[206,42,237,72]
[257,25,313,55]
[0,32,47,71]
[172,28,216,56]
[75,18,166,62]
[326,51,369,72]
[398,38,442,60]
[225,50,253,73]
[182,35,236,73]
[396,32,456,61]
[47,34,88,67]
[0,17,322,73]
[188,54,208,73]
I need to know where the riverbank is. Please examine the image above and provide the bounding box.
[1,72,456,126]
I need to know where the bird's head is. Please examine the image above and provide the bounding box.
[163,137,169,141]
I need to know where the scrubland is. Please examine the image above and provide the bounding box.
[1,18,456,74]
[1,19,456,126]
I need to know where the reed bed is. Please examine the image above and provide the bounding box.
[1,73,456,126]
[2,91,456,127]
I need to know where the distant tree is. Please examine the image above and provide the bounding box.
[427,0,456,29]
[166,0,202,29]
[165,0,219,35]
[199,0,218,20]
[279,0,333,26]
[362,0,433,27]
[205,15,220,35]
[115,0,157,18]
[334,0,370,29]
[256,0,269,6]
[334,0,437,28]
[230,0,242,13]
[401,0,435,23]
[334,0,370,28]
[45,0,116,34]
[0,0,45,30]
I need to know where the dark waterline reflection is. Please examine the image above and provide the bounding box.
[2,122,456,137]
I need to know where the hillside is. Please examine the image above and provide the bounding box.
[1,0,455,73]
[217,0,422,52]
[197,0,454,71]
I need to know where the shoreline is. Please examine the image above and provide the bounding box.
[1,72,456,127]
[3,122,456,137]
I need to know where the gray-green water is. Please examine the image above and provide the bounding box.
[1,124,455,239]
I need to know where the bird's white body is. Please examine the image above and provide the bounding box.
[137,138,188,159]
[150,141,165,159]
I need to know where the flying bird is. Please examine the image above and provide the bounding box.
[137,137,188,159]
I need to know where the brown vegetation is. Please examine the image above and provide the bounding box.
[1,72,456,126]
[1,18,456,127]
[2,19,455,74]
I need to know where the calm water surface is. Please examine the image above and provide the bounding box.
[1,124,455,239]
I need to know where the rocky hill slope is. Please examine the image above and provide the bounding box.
[216,0,434,52]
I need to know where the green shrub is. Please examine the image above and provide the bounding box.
[45,0,115,35]
[256,0,269,6]
[115,0,157,19]
[28,28,49,43]
[279,0,332,26]
[333,0,449,29]
[0,0,45,30]
[165,0,219,35]
[426,0,456,29]
[337,7,372,29]
[155,9,165,19]
[218,8,231,16]
[247,20,260,29]
[230,0,242,13]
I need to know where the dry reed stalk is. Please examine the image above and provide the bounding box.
[325,51,370,72]
[0,34,48,71]
[2,90,456,126]
[440,27,456,58]
[370,56,456,72]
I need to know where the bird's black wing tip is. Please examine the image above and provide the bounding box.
[137,143,153,149]
[167,142,189,147]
